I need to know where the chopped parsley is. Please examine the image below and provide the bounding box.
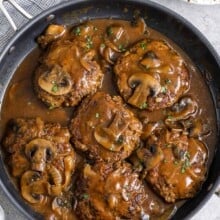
[180,151,191,173]
[173,160,179,165]
[100,43,106,48]
[165,78,172,84]
[118,44,126,52]
[161,86,167,94]
[82,194,89,200]
[86,36,93,49]
[74,27,81,36]
[167,115,173,120]
[140,42,147,50]
[51,84,59,93]
[49,104,56,110]
[107,27,113,36]
[140,102,148,109]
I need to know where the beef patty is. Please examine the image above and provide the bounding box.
[114,39,190,111]
[3,117,76,216]
[74,161,164,220]
[34,25,103,108]
[70,92,142,162]
[136,128,208,203]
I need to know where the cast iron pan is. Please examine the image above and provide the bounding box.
[0,0,220,219]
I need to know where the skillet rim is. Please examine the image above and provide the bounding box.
[0,0,219,219]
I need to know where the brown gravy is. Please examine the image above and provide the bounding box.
[0,19,217,219]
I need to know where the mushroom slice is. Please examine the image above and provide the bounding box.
[94,112,129,152]
[62,155,76,190]
[137,144,164,171]
[25,138,55,172]
[128,72,161,109]
[141,121,164,139]
[47,165,62,196]
[140,51,161,69]
[38,65,72,96]
[21,171,47,204]
[105,25,128,50]
[38,24,66,47]
[166,96,198,122]
[99,44,119,64]
[45,24,66,39]
[80,50,97,72]
[52,195,72,216]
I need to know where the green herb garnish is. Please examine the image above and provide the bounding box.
[167,115,173,120]
[74,27,81,36]
[180,151,191,174]
[140,102,148,109]
[100,43,106,48]
[86,36,93,49]
[107,27,113,36]
[51,84,59,93]
[174,160,179,165]
[140,42,147,50]
[82,194,89,200]
[165,78,172,84]
[118,44,126,52]
[161,86,167,94]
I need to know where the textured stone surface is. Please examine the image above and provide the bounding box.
[0,0,220,219]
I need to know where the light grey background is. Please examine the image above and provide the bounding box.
[0,0,220,219]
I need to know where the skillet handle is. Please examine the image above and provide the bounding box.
[0,0,33,31]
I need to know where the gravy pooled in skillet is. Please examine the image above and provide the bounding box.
[0,18,217,220]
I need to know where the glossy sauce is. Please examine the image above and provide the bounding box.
[0,19,217,219]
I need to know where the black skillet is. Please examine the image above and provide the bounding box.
[0,0,220,219]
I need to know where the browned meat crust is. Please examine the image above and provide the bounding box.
[74,162,163,220]
[70,92,142,162]
[137,129,208,203]
[114,39,190,111]
[34,27,103,108]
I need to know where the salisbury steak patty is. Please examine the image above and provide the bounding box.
[3,117,76,217]
[35,25,103,108]
[74,162,163,220]
[137,129,208,203]
[70,92,142,162]
[114,39,190,110]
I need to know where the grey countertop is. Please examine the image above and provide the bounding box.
[0,0,220,219]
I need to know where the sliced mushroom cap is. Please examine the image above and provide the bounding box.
[105,25,128,49]
[52,196,72,216]
[128,72,161,109]
[45,24,66,39]
[141,121,164,140]
[166,96,198,122]
[62,154,76,190]
[180,118,211,138]
[38,24,66,47]
[140,51,161,69]
[94,112,128,152]
[130,18,147,34]
[137,144,164,171]
[80,50,97,72]
[21,171,47,204]
[38,65,72,96]
[25,138,55,172]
